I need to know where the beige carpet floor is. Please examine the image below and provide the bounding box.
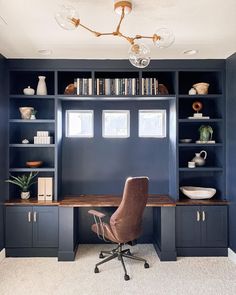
[1,244,236,295]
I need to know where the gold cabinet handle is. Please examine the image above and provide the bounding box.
[28,211,31,222]
[197,211,200,222]
[202,211,206,221]
[33,211,37,222]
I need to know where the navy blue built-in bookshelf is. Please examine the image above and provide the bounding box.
[6,60,226,202]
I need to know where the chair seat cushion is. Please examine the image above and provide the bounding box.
[91,222,121,243]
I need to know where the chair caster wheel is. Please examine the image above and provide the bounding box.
[99,253,104,258]
[94,266,99,273]
[127,250,132,255]
[144,262,149,269]
[124,274,130,281]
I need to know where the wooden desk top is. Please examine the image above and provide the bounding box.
[5,199,59,206]
[5,195,228,207]
[60,194,176,207]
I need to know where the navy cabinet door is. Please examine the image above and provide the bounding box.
[176,206,201,247]
[201,206,228,247]
[33,206,58,247]
[5,206,32,247]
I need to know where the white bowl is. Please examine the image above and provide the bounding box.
[180,186,216,199]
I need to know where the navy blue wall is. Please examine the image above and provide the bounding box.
[61,100,170,195]
[226,53,236,253]
[0,54,7,251]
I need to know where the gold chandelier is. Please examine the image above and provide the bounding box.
[55,1,175,68]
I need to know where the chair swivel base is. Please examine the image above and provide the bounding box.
[94,243,149,281]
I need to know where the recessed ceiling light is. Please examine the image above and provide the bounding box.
[38,49,52,56]
[183,49,198,56]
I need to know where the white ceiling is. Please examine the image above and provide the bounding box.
[0,0,236,59]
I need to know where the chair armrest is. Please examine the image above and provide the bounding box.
[88,209,106,218]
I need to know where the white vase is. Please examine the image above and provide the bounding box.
[36,76,47,95]
[21,191,30,199]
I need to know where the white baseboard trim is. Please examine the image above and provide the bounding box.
[0,248,5,263]
[228,248,236,264]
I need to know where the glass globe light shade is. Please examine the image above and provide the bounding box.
[128,43,151,69]
[154,27,175,48]
[55,5,79,30]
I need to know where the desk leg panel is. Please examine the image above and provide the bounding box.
[153,207,176,261]
[58,207,78,261]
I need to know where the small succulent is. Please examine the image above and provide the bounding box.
[199,125,213,142]
[5,172,38,192]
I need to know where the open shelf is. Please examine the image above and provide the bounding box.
[9,119,55,123]
[9,144,55,147]
[178,71,223,95]
[179,143,223,147]
[9,168,55,172]
[9,95,55,99]
[9,71,55,95]
[179,167,223,172]
[179,119,222,123]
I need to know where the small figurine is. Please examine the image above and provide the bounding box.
[22,139,29,144]
[188,88,197,95]
[188,101,209,119]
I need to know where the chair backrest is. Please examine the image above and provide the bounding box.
[110,176,149,243]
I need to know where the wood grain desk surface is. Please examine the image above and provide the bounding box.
[60,194,176,207]
[5,195,228,207]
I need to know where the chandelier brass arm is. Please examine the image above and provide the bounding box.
[70,7,157,45]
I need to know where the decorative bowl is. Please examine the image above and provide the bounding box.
[192,82,210,95]
[180,138,192,143]
[180,186,216,199]
[26,161,43,168]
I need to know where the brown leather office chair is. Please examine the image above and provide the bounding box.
[88,176,149,281]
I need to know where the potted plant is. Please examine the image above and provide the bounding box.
[5,172,38,199]
[198,125,213,142]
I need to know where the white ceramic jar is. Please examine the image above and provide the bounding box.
[23,86,35,95]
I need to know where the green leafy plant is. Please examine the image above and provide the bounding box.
[5,172,38,192]
[199,125,213,142]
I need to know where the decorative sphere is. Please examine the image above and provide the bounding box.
[55,5,79,30]
[128,43,150,68]
[154,27,175,48]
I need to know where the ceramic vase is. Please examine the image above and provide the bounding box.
[36,76,47,95]
[21,191,30,199]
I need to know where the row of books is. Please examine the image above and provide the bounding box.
[74,78,93,95]
[72,77,164,96]
[141,78,159,95]
[95,78,139,96]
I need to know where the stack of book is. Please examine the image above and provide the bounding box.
[95,78,139,96]
[34,131,53,144]
[75,78,93,95]
[141,78,159,95]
